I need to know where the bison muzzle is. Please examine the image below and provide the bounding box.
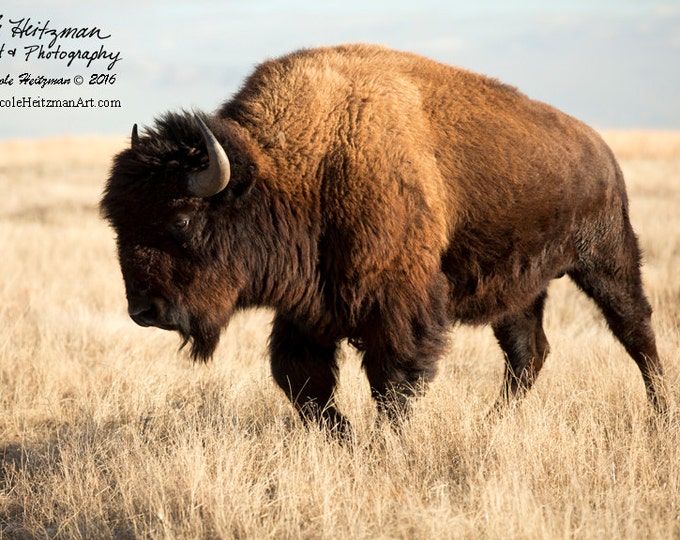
[101,44,667,433]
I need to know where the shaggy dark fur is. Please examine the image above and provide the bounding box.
[101,44,666,431]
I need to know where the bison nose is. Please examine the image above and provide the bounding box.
[127,295,162,327]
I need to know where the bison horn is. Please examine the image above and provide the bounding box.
[131,124,139,150]
[189,114,231,198]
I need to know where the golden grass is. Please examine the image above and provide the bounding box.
[1,132,679,539]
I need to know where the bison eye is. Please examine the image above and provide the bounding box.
[170,216,190,233]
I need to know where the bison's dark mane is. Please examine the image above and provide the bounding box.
[100,112,205,225]
[101,112,257,222]
[116,112,206,177]
[132,111,255,175]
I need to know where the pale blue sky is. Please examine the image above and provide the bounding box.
[1,1,678,138]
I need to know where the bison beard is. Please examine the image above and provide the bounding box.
[101,44,667,436]
[177,314,221,364]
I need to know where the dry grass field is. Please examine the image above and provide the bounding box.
[1,131,679,539]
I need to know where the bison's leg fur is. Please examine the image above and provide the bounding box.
[491,291,551,410]
[364,366,430,425]
[362,278,450,425]
[569,260,667,416]
[269,314,350,435]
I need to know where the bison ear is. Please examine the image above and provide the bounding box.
[188,114,231,198]
[131,124,139,150]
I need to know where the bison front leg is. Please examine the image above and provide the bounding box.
[269,314,350,435]
[363,357,437,425]
[362,281,449,425]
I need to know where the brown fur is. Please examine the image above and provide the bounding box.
[101,44,666,432]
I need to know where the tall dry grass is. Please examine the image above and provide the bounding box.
[0,132,679,539]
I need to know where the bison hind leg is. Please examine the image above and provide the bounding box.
[491,290,551,411]
[568,261,667,416]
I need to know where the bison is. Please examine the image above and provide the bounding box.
[101,44,666,432]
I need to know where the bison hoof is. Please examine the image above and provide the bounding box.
[298,404,353,443]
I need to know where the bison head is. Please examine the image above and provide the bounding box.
[101,112,257,361]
